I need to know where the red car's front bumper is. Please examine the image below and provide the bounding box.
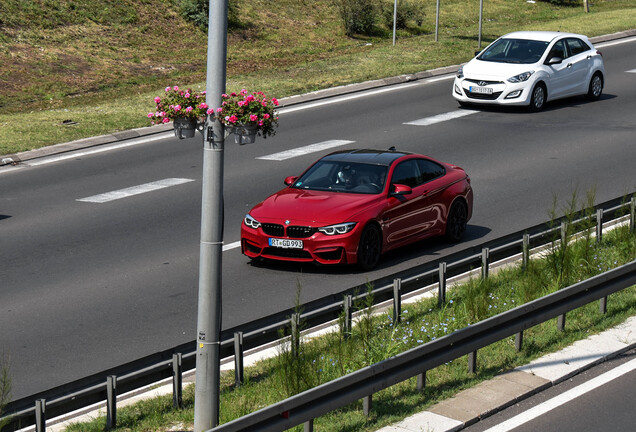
[241,223,364,265]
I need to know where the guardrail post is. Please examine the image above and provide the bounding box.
[481,248,489,280]
[561,222,568,246]
[291,313,300,357]
[468,351,477,374]
[363,395,372,416]
[393,279,402,324]
[343,295,353,339]
[515,331,523,351]
[234,332,244,386]
[106,375,117,430]
[35,399,45,432]
[522,234,530,271]
[596,209,603,244]
[173,353,183,408]
[557,314,566,332]
[438,263,447,307]
[417,371,426,391]
[600,296,607,315]
[304,419,314,432]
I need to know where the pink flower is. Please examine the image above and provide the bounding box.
[272,98,279,106]
[207,108,215,115]
[185,106,193,113]
[199,103,208,109]
[154,97,161,104]
[165,87,171,92]
[263,113,270,119]
[237,100,246,107]
[240,89,247,95]
[222,93,228,98]
[262,101,268,107]
[230,92,237,97]
[216,107,223,113]
[174,86,179,91]
[245,95,255,103]
[258,120,264,126]
[185,93,190,98]
[249,114,258,122]
[162,118,170,124]
[228,115,238,124]
[174,104,181,111]
[147,112,154,118]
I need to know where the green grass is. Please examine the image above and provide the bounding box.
[65,218,636,432]
[1,0,635,155]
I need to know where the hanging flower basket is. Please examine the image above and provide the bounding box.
[173,116,199,139]
[215,90,279,142]
[148,86,208,140]
[226,123,258,145]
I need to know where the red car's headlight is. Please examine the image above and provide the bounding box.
[318,222,356,236]
[244,214,261,229]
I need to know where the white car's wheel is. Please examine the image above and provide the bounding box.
[586,73,603,100]
[529,83,546,112]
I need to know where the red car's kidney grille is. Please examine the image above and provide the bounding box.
[262,223,284,237]
[287,226,317,238]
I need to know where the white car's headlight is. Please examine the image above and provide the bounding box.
[318,222,356,236]
[456,66,464,79]
[507,71,534,83]
[244,214,261,229]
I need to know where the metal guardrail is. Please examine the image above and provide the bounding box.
[210,259,636,432]
[1,195,634,431]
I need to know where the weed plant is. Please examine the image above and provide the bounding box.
[64,203,636,432]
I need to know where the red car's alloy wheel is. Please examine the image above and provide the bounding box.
[357,224,382,270]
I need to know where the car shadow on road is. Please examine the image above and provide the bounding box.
[245,224,492,276]
[457,92,616,114]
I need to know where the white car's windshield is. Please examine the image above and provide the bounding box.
[478,38,549,64]
[292,161,388,194]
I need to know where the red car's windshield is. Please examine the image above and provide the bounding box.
[291,161,388,194]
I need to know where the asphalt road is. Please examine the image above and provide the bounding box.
[463,348,636,432]
[1,36,635,400]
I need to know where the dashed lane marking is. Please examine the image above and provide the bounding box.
[403,109,477,126]
[257,140,355,161]
[77,178,195,203]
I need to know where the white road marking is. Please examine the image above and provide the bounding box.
[277,83,423,114]
[597,36,636,48]
[77,178,194,203]
[223,241,241,251]
[404,109,477,126]
[627,69,636,74]
[28,132,173,166]
[482,357,636,432]
[257,140,355,161]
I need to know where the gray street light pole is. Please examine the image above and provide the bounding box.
[193,0,227,430]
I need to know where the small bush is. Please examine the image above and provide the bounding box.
[333,0,378,36]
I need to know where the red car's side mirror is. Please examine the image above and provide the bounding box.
[391,183,412,196]
[284,176,298,186]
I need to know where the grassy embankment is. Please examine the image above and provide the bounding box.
[0,0,635,155]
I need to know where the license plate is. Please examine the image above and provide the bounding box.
[269,238,303,249]
[469,86,493,95]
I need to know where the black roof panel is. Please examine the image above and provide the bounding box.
[321,149,411,166]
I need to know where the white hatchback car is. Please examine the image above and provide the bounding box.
[452,31,605,112]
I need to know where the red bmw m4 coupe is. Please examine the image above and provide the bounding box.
[241,148,473,270]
